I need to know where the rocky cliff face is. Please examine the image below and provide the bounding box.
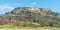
[0,7,59,26]
[7,7,55,16]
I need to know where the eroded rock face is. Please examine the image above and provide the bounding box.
[2,7,57,21]
[2,7,58,20]
[0,7,59,26]
[11,7,51,16]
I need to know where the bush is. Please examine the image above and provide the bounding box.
[0,20,10,25]
[49,22,54,27]
[12,20,28,26]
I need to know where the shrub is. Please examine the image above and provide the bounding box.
[49,22,54,27]
[12,20,28,26]
[0,20,10,25]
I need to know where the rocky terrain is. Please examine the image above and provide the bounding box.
[0,7,59,27]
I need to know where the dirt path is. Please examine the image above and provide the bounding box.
[0,27,59,30]
[0,28,59,30]
[0,29,48,30]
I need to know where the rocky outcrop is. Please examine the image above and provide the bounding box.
[9,7,53,16]
[0,7,59,26]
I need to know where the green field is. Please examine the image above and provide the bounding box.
[0,25,60,30]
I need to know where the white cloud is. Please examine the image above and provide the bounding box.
[3,3,22,7]
[31,2,36,5]
[0,3,22,14]
[28,2,37,7]
[0,5,14,10]
[0,4,14,14]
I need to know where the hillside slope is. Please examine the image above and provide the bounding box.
[0,7,60,27]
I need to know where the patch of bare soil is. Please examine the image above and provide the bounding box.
[0,29,48,30]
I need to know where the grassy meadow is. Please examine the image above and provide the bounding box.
[0,25,59,30]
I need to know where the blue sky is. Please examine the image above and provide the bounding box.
[0,0,59,14]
